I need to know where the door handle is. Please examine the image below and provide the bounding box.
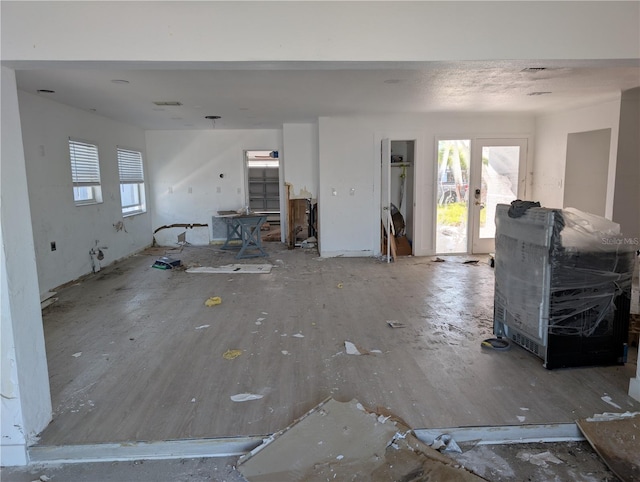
[475,202,485,208]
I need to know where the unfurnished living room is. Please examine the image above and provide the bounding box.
[2,2,640,481]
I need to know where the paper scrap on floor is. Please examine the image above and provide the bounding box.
[237,397,486,481]
[187,264,272,274]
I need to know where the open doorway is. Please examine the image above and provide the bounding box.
[381,139,416,259]
[245,150,281,241]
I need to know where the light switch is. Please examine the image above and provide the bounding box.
[350,188,356,196]
[332,188,337,196]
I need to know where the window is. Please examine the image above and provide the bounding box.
[117,147,146,215]
[69,138,103,205]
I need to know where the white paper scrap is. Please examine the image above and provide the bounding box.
[601,395,622,409]
[195,325,210,330]
[72,352,82,358]
[345,341,361,355]
[230,393,264,402]
[292,333,304,338]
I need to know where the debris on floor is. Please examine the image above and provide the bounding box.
[152,256,182,269]
[336,282,344,288]
[516,450,564,467]
[230,393,264,402]
[205,296,222,307]
[601,395,622,410]
[463,259,480,265]
[432,257,445,262]
[40,290,58,310]
[299,236,316,248]
[480,338,511,351]
[237,397,486,481]
[387,320,406,328]
[576,411,640,481]
[345,341,382,355]
[195,324,210,330]
[223,349,243,360]
[344,341,367,355]
[187,264,273,274]
[430,433,463,454]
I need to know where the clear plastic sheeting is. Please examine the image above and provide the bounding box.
[494,204,635,368]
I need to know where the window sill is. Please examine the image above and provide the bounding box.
[74,200,102,207]
[123,209,146,218]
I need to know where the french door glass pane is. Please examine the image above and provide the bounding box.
[436,140,470,254]
[479,146,520,240]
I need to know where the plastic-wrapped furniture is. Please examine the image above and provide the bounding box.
[493,204,635,369]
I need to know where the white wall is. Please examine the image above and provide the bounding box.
[532,98,622,215]
[318,114,535,257]
[283,123,318,199]
[18,91,153,293]
[3,2,638,63]
[1,67,51,466]
[146,129,282,245]
[612,88,640,239]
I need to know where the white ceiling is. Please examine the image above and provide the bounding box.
[14,60,640,130]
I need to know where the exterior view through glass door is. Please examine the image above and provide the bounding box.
[436,140,470,254]
[436,138,527,254]
[471,139,527,254]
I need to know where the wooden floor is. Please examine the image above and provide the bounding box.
[36,244,640,446]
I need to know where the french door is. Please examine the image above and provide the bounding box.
[435,138,527,255]
[470,138,527,254]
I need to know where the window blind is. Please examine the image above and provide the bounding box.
[69,139,101,186]
[117,148,144,184]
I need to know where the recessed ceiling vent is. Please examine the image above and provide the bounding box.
[521,67,548,72]
[153,101,183,106]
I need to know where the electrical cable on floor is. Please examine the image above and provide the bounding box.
[481,338,511,351]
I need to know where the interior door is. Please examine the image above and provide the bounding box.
[470,138,527,254]
[381,138,391,261]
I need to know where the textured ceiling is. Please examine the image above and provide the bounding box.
[15,60,640,130]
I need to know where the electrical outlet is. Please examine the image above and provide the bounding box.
[50,241,56,251]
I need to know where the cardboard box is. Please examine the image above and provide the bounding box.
[395,235,412,256]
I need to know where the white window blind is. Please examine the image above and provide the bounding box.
[69,139,101,186]
[117,148,144,184]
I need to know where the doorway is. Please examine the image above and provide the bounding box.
[381,139,416,260]
[435,138,527,255]
[564,129,611,217]
[245,150,280,226]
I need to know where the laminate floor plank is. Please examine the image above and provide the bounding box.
[35,245,640,446]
